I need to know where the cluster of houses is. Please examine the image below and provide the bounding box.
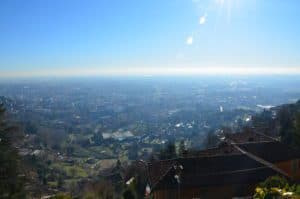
[146,132,300,198]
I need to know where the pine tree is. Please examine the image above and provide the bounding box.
[0,103,25,198]
[166,141,176,159]
[294,112,300,148]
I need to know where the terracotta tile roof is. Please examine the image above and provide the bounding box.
[238,142,300,162]
[186,143,241,157]
[225,132,276,144]
[156,166,278,189]
[147,133,298,192]
[148,154,280,191]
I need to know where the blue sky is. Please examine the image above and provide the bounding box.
[1,0,300,77]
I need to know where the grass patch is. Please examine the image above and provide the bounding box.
[51,162,88,178]
[48,181,58,188]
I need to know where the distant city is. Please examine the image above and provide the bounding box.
[1,77,299,158]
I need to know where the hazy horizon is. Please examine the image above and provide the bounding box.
[1,67,300,78]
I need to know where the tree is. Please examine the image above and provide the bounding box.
[69,167,77,178]
[0,103,26,198]
[278,107,295,145]
[123,161,148,199]
[82,180,115,199]
[276,103,300,149]
[178,140,186,157]
[50,193,72,199]
[167,141,176,159]
[91,132,103,145]
[123,189,136,199]
[259,175,289,189]
[57,175,64,188]
[24,121,37,135]
[203,131,218,149]
[159,141,176,160]
[128,143,139,160]
[254,176,300,199]
[65,145,75,156]
[294,112,300,148]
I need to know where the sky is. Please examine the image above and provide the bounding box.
[1,0,300,77]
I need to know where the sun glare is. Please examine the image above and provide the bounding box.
[216,0,241,21]
[216,0,225,6]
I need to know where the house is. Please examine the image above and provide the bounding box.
[237,142,300,180]
[226,131,300,180]
[147,132,300,199]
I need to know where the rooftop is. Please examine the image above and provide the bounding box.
[147,132,299,192]
[225,131,276,144]
[238,141,300,163]
[148,154,281,191]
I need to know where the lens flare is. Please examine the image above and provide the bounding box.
[216,0,240,22]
